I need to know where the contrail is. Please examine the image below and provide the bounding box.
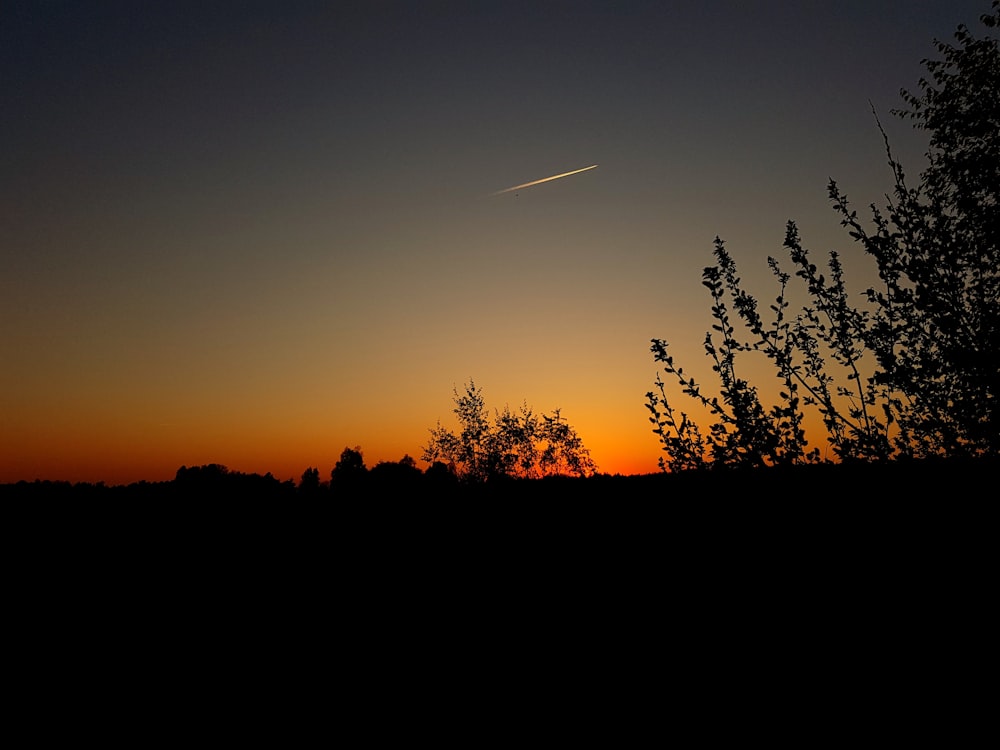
[492,164,598,195]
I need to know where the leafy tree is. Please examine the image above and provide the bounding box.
[330,446,368,492]
[369,455,423,489]
[299,467,321,496]
[422,380,596,481]
[648,3,999,470]
[861,1,1000,456]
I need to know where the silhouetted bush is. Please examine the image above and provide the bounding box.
[422,380,597,482]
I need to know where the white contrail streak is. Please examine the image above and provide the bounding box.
[492,164,598,195]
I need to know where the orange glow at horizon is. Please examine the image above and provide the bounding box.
[0,382,861,487]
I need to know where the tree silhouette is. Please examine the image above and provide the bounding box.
[369,455,423,492]
[864,2,1000,456]
[299,467,321,497]
[330,446,368,495]
[172,463,295,498]
[648,2,1000,470]
[422,380,596,481]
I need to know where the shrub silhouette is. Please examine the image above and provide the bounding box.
[422,380,597,482]
[648,3,1000,471]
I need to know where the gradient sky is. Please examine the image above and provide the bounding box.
[2,0,992,485]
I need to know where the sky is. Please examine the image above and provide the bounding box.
[2,0,993,485]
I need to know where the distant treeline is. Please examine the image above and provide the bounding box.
[2,455,995,500]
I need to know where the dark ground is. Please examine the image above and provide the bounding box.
[3,458,992,557]
[3,457,989,673]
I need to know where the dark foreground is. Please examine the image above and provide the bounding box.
[3,458,990,644]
